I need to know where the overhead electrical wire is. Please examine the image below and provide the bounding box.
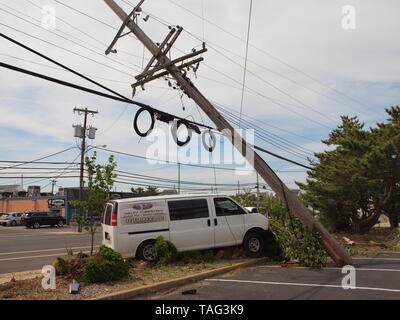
[0,147,77,172]
[0,13,317,171]
[52,0,335,131]
[0,22,133,77]
[0,6,142,73]
[24,0,143,61]
[219,111,311,160]
[238,0,253,129]
[124,6,335,130]
[0,59,312,171]
[166,0,375,114]
[215,104,315,156]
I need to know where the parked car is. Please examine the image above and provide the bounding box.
[22,211,66,229]
[0,212,23,226]
[102,194,269,261]
[245,207,259,214]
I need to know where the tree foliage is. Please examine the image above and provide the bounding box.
[298,106,400,233]
[72,152,117,254]
[131,186,160,195]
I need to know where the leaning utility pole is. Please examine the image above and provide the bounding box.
[73,107,98,201]
[103,0,352,266]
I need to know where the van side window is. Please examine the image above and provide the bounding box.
[168,199,209,221]
[214,198,246,216]
[104,203,113,225]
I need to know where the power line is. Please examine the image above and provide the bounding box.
[239,0,253,129]
[0,22,133,77]
[0,147,77,172]
[0,161,79,165]
[0,60,214,132]
[0,6,142,73]
[132,9,334,129]
[0,33,216,132]
[24,0,143,61]
[166,0,374,113]
[0,58,313,170]
[215,104,315,157]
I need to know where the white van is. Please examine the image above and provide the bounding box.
[102,194,269,261]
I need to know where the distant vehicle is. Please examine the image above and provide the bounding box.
[22,211,66,229]
[102,194,269,261]
[245,207,259,214]
[0,212,22,226]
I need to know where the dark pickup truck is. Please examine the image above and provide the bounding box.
[22,211,66,229]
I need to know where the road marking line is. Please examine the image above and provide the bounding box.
[260,265,400,272]
[206,278,400,293]
[0,245,100,256]
[0,250,96,262]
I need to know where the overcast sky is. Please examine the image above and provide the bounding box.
[0,0,399,194]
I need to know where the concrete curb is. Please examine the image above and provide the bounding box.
[94,258,266,300]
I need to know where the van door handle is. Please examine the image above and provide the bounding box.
[214,218,218,226]
[207,219,211,227]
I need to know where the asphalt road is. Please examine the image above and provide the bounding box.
[145,252,400,300]
[0,225,102,274]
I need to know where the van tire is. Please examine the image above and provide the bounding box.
[136,240,158,262]
[243,232,264,255]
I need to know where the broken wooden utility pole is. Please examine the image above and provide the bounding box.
[103,0,353,266]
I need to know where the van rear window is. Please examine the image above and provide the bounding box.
[104,203,113,225]
[168,199,209,221]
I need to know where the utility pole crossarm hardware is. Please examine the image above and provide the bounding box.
[103,0,353,266]
[105,0,145,55]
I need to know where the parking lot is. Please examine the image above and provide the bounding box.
[145,252,400,300]
[0,225,102,274]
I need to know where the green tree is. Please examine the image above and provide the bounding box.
[298,107,400,233]
[364,106,400,228]
[131,186,160,195]
[72,152,117,255]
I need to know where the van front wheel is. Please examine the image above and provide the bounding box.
[137,241,158,262]
[244,232,264,255]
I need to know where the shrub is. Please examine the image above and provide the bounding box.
[202,251,216,263]
[54,257,70,275]
[389,229,400,251]
[82,245,129,283]
[155,236,178,267]
[54,246,130,284]
[178,250,216,264]
[268,196,327,267]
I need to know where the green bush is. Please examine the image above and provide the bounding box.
[54,257,70,275]
[82,245,129,283]
[155,236,178,267]
[389,229,400,251]
[268,196,327,267]
[178,250,216,264]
